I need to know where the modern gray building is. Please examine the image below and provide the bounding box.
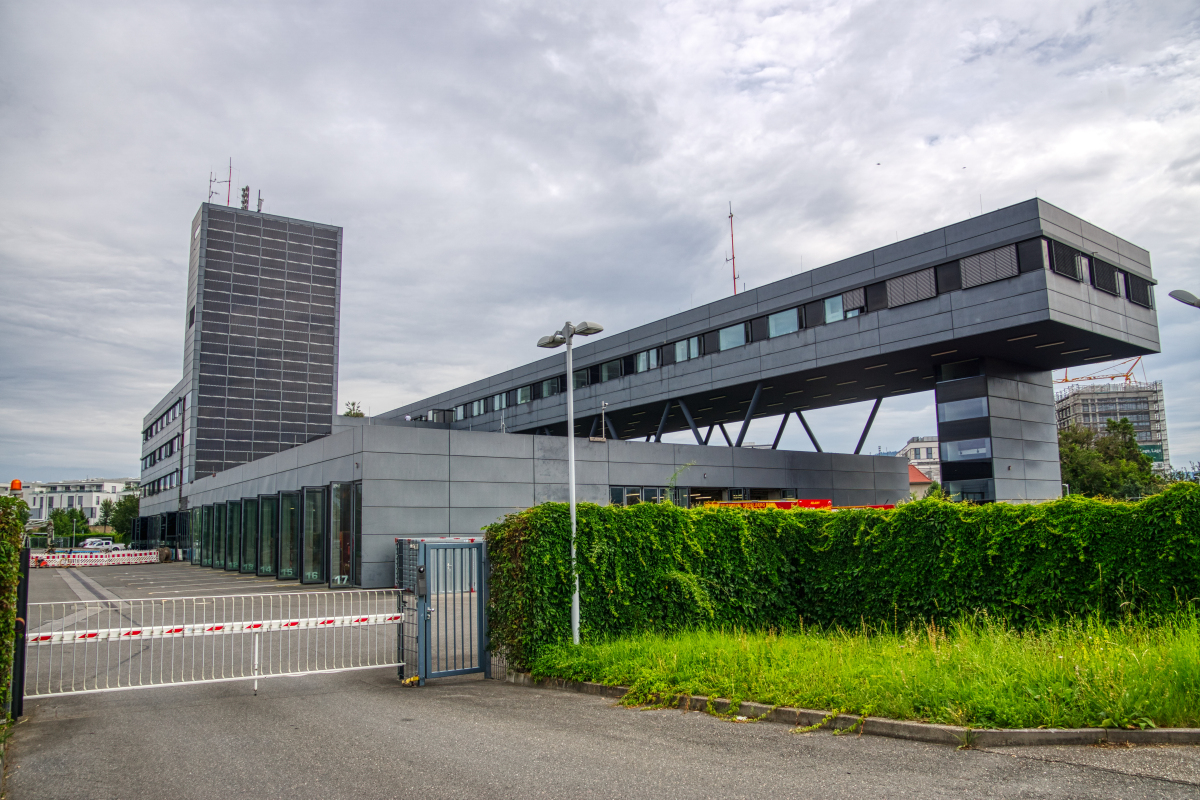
[139,203,342,508]
[1055,380,1171,473]
[137,197,1160,588]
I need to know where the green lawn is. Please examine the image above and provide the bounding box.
[531,615,1200,729]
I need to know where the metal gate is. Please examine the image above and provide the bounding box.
[23,590,403,697]
[395,538,489,685]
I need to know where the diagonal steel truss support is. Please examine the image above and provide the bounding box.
[704,425,714,445]
[588,416,598,438]
[854,398,883,454]
[771,412,790,450]
[655,401,672,443]
[735,382,764,447]
[676,398,705,445]
[718,423,733,447]
[606,415,620,442]
[796,411,823,453]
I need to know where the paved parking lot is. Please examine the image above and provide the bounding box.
[9,562,1199,799]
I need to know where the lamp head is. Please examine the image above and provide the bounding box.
[1168,289,1200,308]
[537,334,566,348]
[574,321,604,336]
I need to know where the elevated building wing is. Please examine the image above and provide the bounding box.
[384,199,1160,503]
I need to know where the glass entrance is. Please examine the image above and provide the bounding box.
[212,503,226,568]
[330,483,353,587]
[226,501,241,571]
[241,498,258,573]
[352,483,362,587]
[300,487,326,585]
[278,492,299,580]
[190,507,201,564]
[201,506,213,567]
[258,495,278,576]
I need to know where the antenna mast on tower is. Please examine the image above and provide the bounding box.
[726,202,739,295]
[208,159,233,205]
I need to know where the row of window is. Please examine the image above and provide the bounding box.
[441,238,1155,426]
[186,483,360,587]
[142,435,182,470]
[144,399,184,441]
[142,470,180,497]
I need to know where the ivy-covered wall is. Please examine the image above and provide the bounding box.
[485,483,1200,669]
[0,498,27,716]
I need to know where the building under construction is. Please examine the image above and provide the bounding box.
[1055,380,1171,473]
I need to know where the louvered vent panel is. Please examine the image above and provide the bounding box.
[886,268,937,307]
[1051,241,1082,281]
[1126,273,1153,308]
[1091,259,1120,295]
[960,245,1019,289]
[842,287,865,309]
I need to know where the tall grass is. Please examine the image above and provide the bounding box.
[530,615,1200,729]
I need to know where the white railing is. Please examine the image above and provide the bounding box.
[33,550,161,568]
[24,590,403,696]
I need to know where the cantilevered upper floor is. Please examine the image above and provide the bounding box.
[382,199,1159,443]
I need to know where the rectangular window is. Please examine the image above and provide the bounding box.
[492,392,507,410]
[635,348,659,372]
[470,399,485,416]
[768,309,799,338]
[212,503,226,569]
[541,378,560,398]
[624,487,642,505]
[201,506,213,567]
[278,492,300,579]
[330,483,353,587]
[674,336,700,362]
[454,405,465,421]
[600,360,622,382]
[823,295,844,324]
[258,495,278,576]
[226,501,241,571]
[937,396,989,423]
[517,386,531,404]
[609,486,624,506]
[718,323,747,350]
[241,499,258,573]
[300,487,326,584]
[188,306,196,328]
[573,369,589,389]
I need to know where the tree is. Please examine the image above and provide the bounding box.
[343,401,365,417]
[922,480,944,500]
[47,508,90,544]
[110,495,139,538]
[98,498,115,530]
[1059,418,1161,499]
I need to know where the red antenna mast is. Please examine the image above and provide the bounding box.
[726,202,739,295]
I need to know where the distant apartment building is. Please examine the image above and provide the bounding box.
[24,479,140,524]
[1054,381,1170,473]
[899,436,940,484]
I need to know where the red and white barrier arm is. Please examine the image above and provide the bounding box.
[27,612,404,645]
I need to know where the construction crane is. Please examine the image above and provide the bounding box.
[1056,356,1144,384]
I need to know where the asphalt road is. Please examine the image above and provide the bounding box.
[10,562,1199,799]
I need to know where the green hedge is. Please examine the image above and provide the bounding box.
[0,498,27,717]
[485,483,1200,669]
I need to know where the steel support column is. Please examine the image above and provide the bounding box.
[655,401,672,443]
[796,411,823,452]
[771,412,790,450]
[605,415,620,441]
[718,423,733,447]
[677,399,705,445]
[854,398,883,455]
[735,382,763,447]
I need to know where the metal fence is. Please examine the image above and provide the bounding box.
[24,590,403,696]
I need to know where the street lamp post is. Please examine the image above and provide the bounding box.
[538,320,604,645]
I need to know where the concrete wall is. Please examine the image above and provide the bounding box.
[179,424,908,588]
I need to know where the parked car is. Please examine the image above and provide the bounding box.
[80,537,113,549]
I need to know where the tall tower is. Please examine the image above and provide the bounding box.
[139,203,342,511]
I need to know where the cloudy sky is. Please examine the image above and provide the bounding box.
[1,0,1197,481]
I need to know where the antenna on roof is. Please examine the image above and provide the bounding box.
[257,190,263,213]
[208,164,231,204]
[726,202,740,295]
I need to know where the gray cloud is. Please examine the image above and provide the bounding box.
[1,0,1198,481]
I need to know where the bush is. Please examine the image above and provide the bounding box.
[0,498,27,716]
[485,483,1200,669]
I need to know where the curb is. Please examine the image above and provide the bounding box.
[505,673,1200,747]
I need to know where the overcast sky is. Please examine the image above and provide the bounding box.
[1,0,1197,481]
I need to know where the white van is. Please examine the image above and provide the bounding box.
[80,537,114,549]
